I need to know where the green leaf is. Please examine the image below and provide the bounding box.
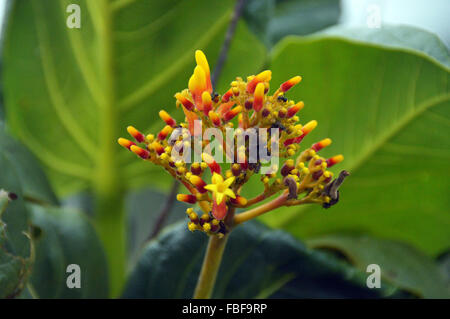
[0,130,58,205]
[260,25,450,257]
[0,127,57,297]
[244,0,340,47]
[0,152,32,298]
[322,25,450,68]
[307,234,450,298]
[122,221,408,298]
[2,0,266,196]
[27,204,109,298]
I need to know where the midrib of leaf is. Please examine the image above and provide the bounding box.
[32,2,97,160]
[111,0,137,12]
[85,0,103,36]
[253,273,296,299]
[115,1,183,41]
[118,10,232,111]
[267,38,450,227]
[85,0,126,297]
[59,0,105,108]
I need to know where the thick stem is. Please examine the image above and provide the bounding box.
[193,234,229,299]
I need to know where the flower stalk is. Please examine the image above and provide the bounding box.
[193,234,229,299]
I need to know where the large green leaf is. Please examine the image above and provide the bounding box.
[2,0,266,196]
[123,221,408,298]
[307,234,449,298]
[26,204,109,298]
[260,26,450,256]
[244,0,340,48]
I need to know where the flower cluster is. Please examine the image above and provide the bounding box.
[119,50,347,237]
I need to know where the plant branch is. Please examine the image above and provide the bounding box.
[211,0,246,88]
[148,180,180,240]
[234,192,289,225]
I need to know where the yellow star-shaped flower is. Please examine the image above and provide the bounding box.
[204,173,236,205]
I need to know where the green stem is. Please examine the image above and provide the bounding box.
[193,234,229,299]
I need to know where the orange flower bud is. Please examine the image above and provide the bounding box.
[175,93,194,111]
[130,145,150,159]
[117,137,135,150]
[230,195,247,206]
[158,125,173,140]
[222,89,233,102]
[280,76,302,92]
[302,120,317,135]
[202,153,221,174]
[159,110,176,127]
[176,194,197,204]
[312,138,332,152]
[246,70,272,94]
[127,126,145,143]
[217,101,234,118]
[189,175,207,193]
[223,105,242,122]
[287,101,304,118]
[326,155,344,167]
[208,111,221,127]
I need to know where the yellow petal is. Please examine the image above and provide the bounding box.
[211,172,223,184]
[204,184,218,192]
[195,50,210,74]
[223,176,235,188]
[224,188,236,199]
[215,192,225,205]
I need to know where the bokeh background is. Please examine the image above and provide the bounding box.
[0,0,448,299]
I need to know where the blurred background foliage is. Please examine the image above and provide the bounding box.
[0,0,448,298]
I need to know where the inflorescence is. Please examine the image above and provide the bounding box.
[119,50,348,237]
